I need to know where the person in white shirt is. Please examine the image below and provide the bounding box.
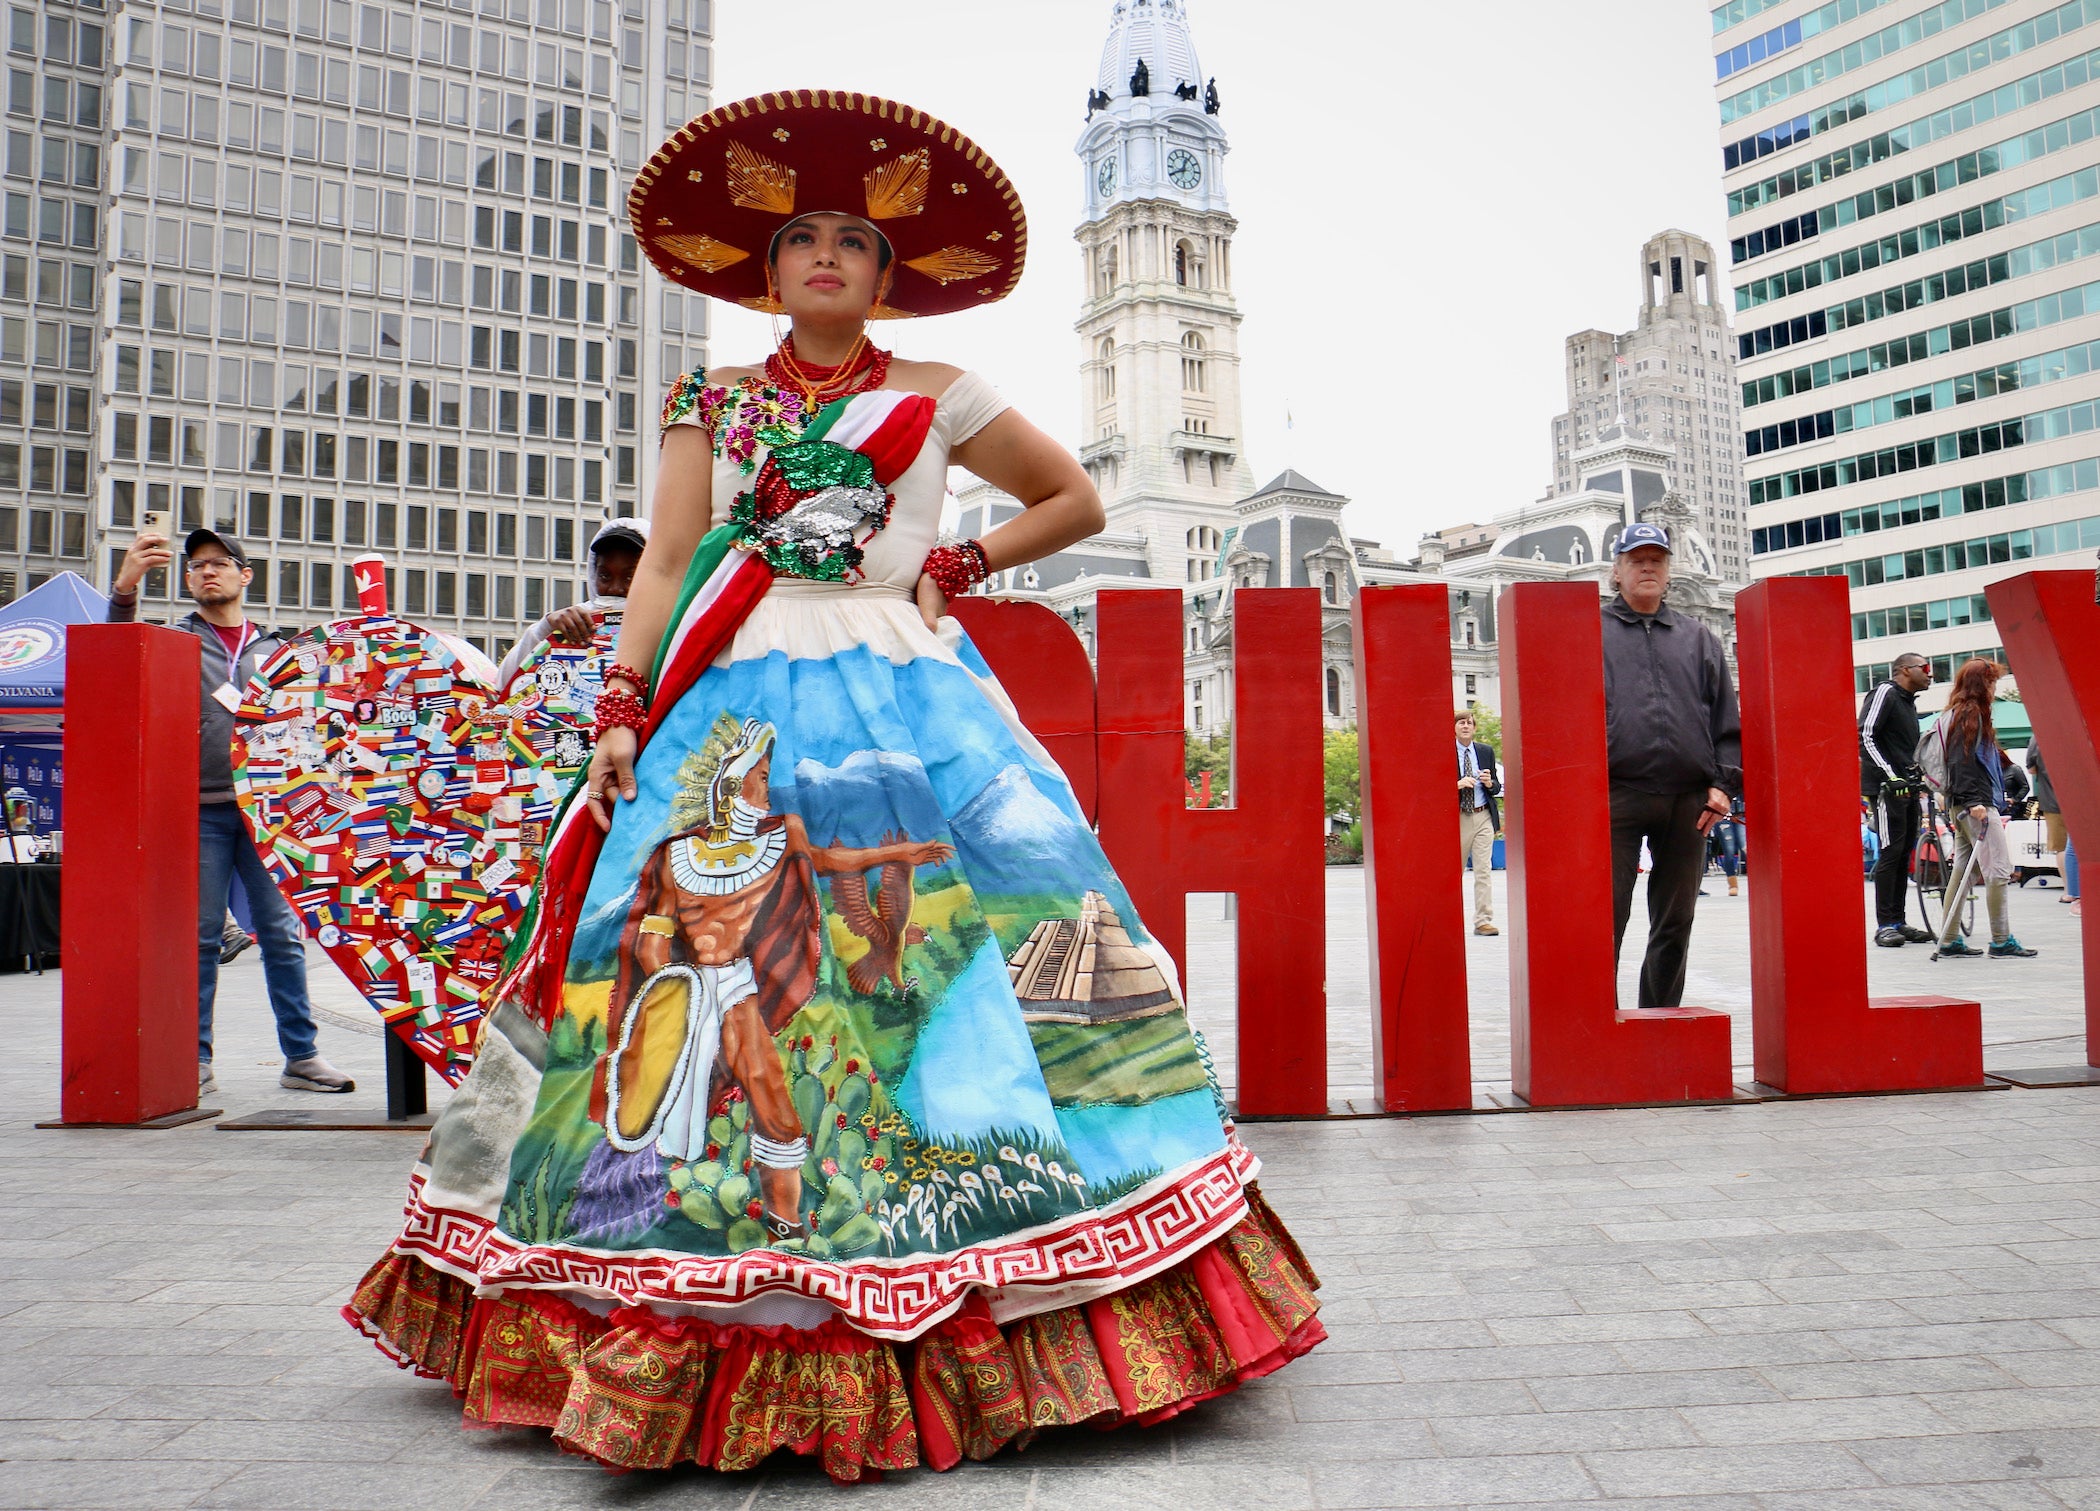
[1455,709,1502,936]
[498,517,649,689]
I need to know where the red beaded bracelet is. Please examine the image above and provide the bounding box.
[603,660,650,699]
[592,688,647,742]
[923,539,991,598]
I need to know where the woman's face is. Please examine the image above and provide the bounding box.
[771,213,886,320]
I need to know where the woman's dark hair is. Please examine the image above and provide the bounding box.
[1940,657,2002,754]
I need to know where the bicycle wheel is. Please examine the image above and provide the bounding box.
[1913,816,1948,937]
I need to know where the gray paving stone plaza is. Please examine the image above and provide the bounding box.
[2,869,2095,1509]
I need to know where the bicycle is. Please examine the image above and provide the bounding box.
[1912,798,1976,945]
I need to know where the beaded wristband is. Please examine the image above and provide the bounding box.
[923,539,991,598]
[603,660,651,699]
[592,688,648,742]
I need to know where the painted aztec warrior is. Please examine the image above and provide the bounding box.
[343,91,1323,1483]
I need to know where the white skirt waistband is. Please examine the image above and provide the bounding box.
[762,578,913,601]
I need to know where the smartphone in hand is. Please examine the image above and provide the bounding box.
[138,510,174,595]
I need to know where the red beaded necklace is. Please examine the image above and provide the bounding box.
[764,335,892,413]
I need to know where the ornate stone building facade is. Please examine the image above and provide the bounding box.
[1550,231,1752,583]
[963,4,1735,736]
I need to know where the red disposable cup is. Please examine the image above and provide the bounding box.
[352,554,388,616]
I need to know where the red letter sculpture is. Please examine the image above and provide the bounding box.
[1095,588,1328,1117]
[947,596,1099,822]
[1499,582,1734,1106]
[60,624,203,1124]
[1988,569,2100,1073]
[1735,578,1982,1093]
[1353,586,1473,1111]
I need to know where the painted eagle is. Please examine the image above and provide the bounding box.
[830,830,930,994]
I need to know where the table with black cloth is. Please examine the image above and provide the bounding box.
[0,861,59,971]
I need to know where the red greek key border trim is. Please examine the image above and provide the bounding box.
[390,1140,1258,1340]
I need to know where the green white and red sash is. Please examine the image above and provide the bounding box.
[498,387,937,1026]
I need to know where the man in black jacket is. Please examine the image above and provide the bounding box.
[1601,523,1742,1011]
[1859,652,1934,947]
[110,528,354,1099]
[1454,709,1501,936]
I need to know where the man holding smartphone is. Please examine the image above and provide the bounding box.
[110,527,353,1098]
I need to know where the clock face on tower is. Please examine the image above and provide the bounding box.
[1097,158,1116,196]
[1167,149,1202,190]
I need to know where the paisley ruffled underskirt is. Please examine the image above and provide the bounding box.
[343,1185,1323,1483]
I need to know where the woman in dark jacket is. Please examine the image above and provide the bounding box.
[1936,659,2036,958]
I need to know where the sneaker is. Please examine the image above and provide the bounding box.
[198,1061,217,1097]
[219,931,256,966]
[1897,925,1934,944]
[280,1056,355,1093]
[1474,922,1500,936]
[1934,939,1981,959]
[1988,937,2038,958]
[1874,926,1907,948]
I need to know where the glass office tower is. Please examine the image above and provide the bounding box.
[1723,0,2100,699]
[0,0,710,657]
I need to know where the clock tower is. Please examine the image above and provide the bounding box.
[1075,0,1251,585]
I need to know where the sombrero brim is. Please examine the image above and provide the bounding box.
[628,91,1028,319]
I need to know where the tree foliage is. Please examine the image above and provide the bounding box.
[1323,728,1359,821]
[1184,729,1231,806]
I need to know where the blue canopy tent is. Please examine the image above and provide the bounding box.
[0,571,105,709]
[0,571,108,830]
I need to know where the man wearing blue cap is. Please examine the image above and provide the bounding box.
[1602,523,1741,1010]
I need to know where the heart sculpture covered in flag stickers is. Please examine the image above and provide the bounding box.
[232,612,611,1083]
[497,610,621,777]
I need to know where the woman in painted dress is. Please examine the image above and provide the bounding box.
[344,92,1323,1483]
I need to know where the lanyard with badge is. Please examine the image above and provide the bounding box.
[209,623,257,714]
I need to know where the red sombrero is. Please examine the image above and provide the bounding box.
[628,91,1028,320]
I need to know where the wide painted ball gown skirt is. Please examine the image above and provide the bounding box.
[344,581,1323,1481]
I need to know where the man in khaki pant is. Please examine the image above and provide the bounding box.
[1456,710,1502,936]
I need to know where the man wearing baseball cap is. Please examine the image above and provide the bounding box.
[110,527,353,1098]
[496,515,649,689]
[1602,521,1742,1011]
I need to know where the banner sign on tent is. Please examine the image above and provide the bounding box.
[0,736,61,829]
[0,572,109,709]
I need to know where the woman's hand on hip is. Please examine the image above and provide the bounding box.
[584,728,639,833]
[915,571,947,632]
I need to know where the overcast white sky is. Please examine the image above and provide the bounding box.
[708,0,1730,552]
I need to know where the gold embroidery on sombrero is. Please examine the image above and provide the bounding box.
[903,245,1001,285]
[628,91,1027,317]
[862,148,929,219]
[656,233,749,274]
[724,141,796,213]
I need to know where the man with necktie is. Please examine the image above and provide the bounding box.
[1455,709,1502,936]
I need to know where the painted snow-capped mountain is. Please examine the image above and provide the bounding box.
[946,763,1107,898]
[780,748,947,850]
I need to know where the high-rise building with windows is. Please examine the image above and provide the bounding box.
[0,0,710,660]
[1548,231,1753,582]
[1723,0,2100,702]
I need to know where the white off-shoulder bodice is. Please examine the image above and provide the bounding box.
[662,369,1010,593]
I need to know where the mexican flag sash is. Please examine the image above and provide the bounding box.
[498,387,938,1027]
